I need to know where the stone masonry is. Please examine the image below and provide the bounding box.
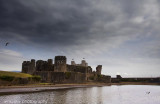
[22,56,111,83]
[96,65,102,75]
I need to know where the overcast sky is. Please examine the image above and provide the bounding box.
[0,0,160,77]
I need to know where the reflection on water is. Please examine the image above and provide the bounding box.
[0,85,160,104]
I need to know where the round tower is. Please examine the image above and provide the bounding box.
[54,56,67,72]
[96,65,102,75]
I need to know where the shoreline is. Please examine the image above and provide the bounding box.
[0,83,109,96]
[111,82,160,85]
[0,82,159,96]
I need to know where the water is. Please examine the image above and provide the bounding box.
[0,85,160,104]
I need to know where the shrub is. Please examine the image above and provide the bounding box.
[28,77,32,81]
[0,75,15,81]
[32,75,41,81]
[17,77,29,84]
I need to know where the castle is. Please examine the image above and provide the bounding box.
[22,56,111,83]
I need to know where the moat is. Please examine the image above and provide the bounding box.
[0,85,160,104]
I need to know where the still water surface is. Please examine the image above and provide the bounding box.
[0,85,160,104]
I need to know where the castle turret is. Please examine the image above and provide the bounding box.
[71,60,76,65]
[96,65,102,75]
[54,56,67,72]
[48,59,53,65]
[81,60,88,67]
[30,59,36,74]
[22,61,29,73]
[117,75,122,79]
[22,59,35,74]
[47,59,54,71]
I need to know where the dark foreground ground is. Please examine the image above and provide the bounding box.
[0,82,159,96]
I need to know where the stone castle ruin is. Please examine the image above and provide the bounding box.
[22,56,111,83]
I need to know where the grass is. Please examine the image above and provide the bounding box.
[0,71,32,78]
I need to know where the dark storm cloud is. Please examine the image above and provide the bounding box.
[0,0,96,46]
[0,0,160,57]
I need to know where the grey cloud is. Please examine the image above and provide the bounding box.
[0,49,24,71]
[0,0,160,58]
[0,0,95,47]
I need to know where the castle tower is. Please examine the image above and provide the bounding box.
[81,60,86,66]
[22,59,35,74]
[116,75,122,79]
[30,59,36,74]
[47,59,54,71]
[54,56,67,72]
[81,59,88,67]
[71,59,76,65]
[36,60,44,71]
[48,59,53,65]
[22,61,29,73]
[96,65,102,75]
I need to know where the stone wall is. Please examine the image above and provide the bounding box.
[67,72,86,83]
[36,59,54,71]
[34,71,86,83]
[67,65,92,74]
[111,77,160,83]
[98,75,111,83]
[121,78,160,83]
[22,59,35,74]
[34,71,49,82]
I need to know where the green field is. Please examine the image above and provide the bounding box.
[0,70,32,78]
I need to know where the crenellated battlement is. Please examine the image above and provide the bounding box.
[71,59,88,67]
[21,56,111,83]
[22,56,102,74]
[22,59,35,74]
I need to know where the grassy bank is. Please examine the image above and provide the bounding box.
[0,71,32,78]
[0,71,40,85]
